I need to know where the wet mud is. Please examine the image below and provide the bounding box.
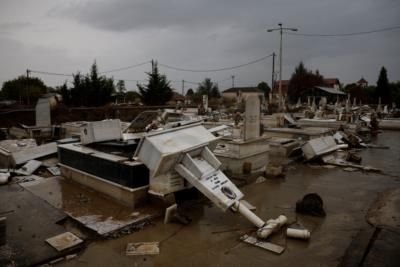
[57,131,400,267]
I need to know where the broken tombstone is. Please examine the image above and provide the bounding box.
[301,136,340,161]
[15,160,42,176]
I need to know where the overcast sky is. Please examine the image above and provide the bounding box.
[0,0,399,93]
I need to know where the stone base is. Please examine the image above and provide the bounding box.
[214,137,269,176]
[60,164,149,208]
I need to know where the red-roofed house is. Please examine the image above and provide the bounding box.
[323,78,341,90]
[272,78,341,95]
[356,77,368,88]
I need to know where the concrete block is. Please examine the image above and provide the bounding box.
[302,136,339,160]
[244,95,260,141]
[60,164,148,208]
[80,120,122,145]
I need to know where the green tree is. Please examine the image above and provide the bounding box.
[125,91,141,103]
[56,82,70,105]
[137,61,173,105]
[197,78,220,98]
[69,61,115,107]
[376,66,390,104]
[116,80,126,94]
[288,62,324,102]
[186,88,194,96]
[257,81,271,97]
[1,76,47,104]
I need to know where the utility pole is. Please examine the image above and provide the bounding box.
[271,52,276,93]
[267,23,297,111]
[231,75,235,88]
[26,69,30,106]
[182,80,185,96]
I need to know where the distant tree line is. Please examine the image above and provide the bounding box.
[287,62,400,106]
[0,76,48,105]
[3,60,398,108]
[59,62,115,107]
[344,67,399,105]
[287,62,324,102]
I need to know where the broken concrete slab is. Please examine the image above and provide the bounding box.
[322,155,380,172]
[265,164,284,177]
[255,176,266,184]
[46,232,83,252]
[80,119,122,145]
[126,242,160,256]
[164,204,178,224]
[13,175,44,185]
[302,136,340,161]
[263,127,333,141]
[0,184,73,267]
[12,142,57,166]
[240,234,285,254]
[0,139,37,168]
[15,160,42,176]
[47,166,61,176]
[343,167,358,172]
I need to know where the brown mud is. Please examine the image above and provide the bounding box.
[52,131,399,266]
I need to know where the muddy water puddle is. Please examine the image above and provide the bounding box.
[58,131,400,266]
[23,176,161,235]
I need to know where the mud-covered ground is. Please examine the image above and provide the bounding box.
[57,131,400,267]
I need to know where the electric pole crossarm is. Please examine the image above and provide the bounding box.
[266,23,298,111]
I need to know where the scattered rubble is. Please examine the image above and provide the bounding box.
[0,94,399,265]
[240,234,285,254]
[286,228,311,240]
[45,232,83,252]
[126,242,160,256]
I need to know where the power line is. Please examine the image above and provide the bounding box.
[287,25,400,37]
[216,77,232,83]
[158,53,274,72]
[185,80,200,85]
[29,70,72,77]
[99,60,151,74]
[115,78,146,83]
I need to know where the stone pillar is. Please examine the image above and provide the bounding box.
[35,97,51,127]
[202,95,208,111]
[244,95,260,141]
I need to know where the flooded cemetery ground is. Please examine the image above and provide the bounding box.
[53,131,400,267]
[1,100,400,266]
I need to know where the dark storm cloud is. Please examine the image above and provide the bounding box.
[49,0,292,32]
[0,0,399,88]
[0,22,31,34]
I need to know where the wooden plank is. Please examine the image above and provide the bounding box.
[240,234,285,254]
